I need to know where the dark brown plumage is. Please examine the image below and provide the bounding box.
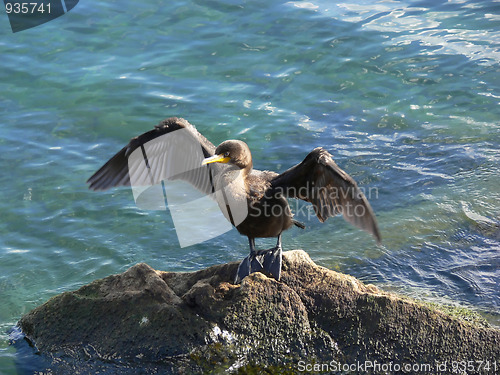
[87,117,381,283]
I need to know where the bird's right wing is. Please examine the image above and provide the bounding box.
[87,117,221,196]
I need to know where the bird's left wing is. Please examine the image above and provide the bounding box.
[87,117,221,195]
[270,147,381,243]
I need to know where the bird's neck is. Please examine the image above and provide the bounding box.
[242,162,252,177]
[218,164,252,194]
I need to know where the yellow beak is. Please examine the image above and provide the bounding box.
[202,154,231,165]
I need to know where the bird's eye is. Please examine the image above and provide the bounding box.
[224,152,230,157]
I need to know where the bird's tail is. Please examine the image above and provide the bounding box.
[293,219,305,229]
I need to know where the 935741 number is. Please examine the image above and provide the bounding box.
[5,2,51,14]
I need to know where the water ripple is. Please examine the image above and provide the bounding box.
[1,1,499,372]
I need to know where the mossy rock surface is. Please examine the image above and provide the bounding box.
[17,250,500,374]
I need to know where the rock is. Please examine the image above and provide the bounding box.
[16,250,500,374]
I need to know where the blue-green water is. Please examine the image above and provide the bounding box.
[1,0,499,372]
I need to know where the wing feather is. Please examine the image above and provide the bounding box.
[271,147,381,243]
[87,117,220,195]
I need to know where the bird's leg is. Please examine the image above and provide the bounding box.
[249,237,256,252]
[235,237,264,284]
[261,233,283,281]
[275,233,282,250]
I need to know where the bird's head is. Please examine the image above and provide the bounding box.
[202,140,253,171]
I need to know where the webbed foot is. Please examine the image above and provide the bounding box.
[234,251,265,284]
[235,235,283,283]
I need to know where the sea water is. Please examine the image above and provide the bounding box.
[0,0,499,373]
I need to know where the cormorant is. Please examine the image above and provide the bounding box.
[87,117,381,283]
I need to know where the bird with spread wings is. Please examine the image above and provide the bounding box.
[88,117,380,283]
